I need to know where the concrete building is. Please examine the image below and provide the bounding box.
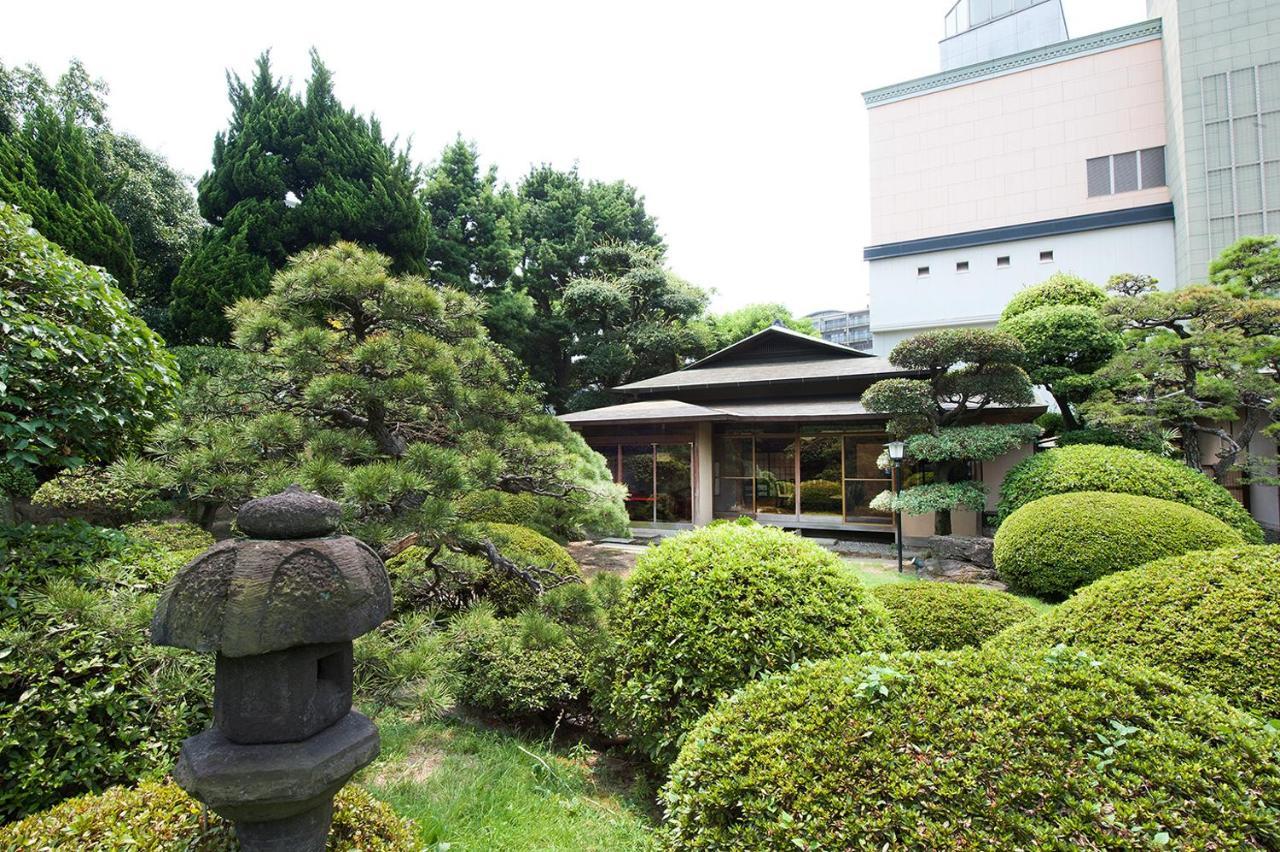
[863,0,1280,534]
[803,308,874,350]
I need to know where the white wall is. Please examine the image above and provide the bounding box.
[869,219,1176,355]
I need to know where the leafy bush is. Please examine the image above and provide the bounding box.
[387,524,582,616]
[870,480,986,514]
[0,778,416,850]
[990,545,1280,718]
[353,610,456,717]
[872,582,1037,650]
[448,604,591,720]
[904,424,1040,463]
[997,443,1262,542]
[29,464,170,524]
[1057,426,1168,454]
[0,528,211,820]
[0,202,178,471]
[122,521,213,553]
[1000,271,1108,320]
[993,492,1242,598]
[603,523,901,764]
[661,647,1280,850]
[0,465,37,499]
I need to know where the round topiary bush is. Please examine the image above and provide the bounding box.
[872,582,1038,650]
[997,443,1263,542]
[603,523,902,764]
[661,648,1280,850]
[989,545,1280,718]
[993,491,1243,599]
[0,778,416,850]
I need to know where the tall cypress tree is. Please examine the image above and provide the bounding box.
[168,50,429,342]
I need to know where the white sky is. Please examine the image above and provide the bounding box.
[3,0,1147,314]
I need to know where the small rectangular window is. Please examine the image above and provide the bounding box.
[1113,151,1140,193]
[955,260,969,273]
[996,256,1011,268]
[1039,250,1054,263]
[917,266,930,278]
[1140,147,1166,189]
[1087,156,1112,197]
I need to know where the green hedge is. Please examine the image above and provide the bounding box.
[122,521,214,553]
[0,528,211,820]
[990,545,1280,718]
[993,492,1243,598]
[661,648,1280,850]
[603,523,901,764]
[997,443,1262,542]
[0,779,416,850]
[872,582,1037,650]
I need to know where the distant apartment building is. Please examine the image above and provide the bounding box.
[862,0,1280,355]
[804,308,873,350]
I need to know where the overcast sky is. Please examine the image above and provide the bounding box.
[3,0,1148,315]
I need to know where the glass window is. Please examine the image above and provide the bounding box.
[799,436,843,517]
[1206,121,1234,171]
[1261,112,1280,161]
[1236,164,1263,214]
[1208,169,1234,218]
[754,437,795,516]
[621,445,654,523]
[1086,156,1112,196]
[996,256,1011,268]
[713,436,754,515]
[1260,63,1280,113]
[1140,147,1166,188]
[842,436,892,523]
[970,0,992,26]
[1235,117,1261,165]
[1204,73,1230,123]
[656,444,692,523]
[1232,67,1258,117]
[1113,151,1139,193]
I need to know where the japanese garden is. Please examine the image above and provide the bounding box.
[2,42,1280,852]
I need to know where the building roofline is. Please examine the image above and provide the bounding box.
[863,202,1174,261]
[666,324,875,374]
[862,17,1162,108]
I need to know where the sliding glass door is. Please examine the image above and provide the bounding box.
[601,442,694,524]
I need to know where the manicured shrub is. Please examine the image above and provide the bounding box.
[29,464,169,525]
[0,527,211,820]
[448,605,591,720]
[997,443,1262,542]
[455,489,561,541]
[604,523,901,764]
[872,582,1037,650]
[990,545,1280,718]
[1057,426,1167,455]
[994,492,1242,598]
[386,523,582,616]
[661,647,1280,850]
[122,521,214,553]
[0,464,37,499]
[0,778,416,850]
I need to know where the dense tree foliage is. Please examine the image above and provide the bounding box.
[1209,234,1280,297]
[700,303,817,348]
[168,51,429,342]
[421,138,519,295]
[862,329,1037,514]
[998,274,1120,430]
[147,242,625,544]
[0,203,178,472]
[489,165,665,411]
[1083,279,1280,481]
[0,60,202,323]
[560,243,711,411]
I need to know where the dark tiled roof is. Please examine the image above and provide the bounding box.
[614,356,908,393]
[560,397,876,426]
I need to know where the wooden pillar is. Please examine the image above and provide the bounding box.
[693,422,714,526]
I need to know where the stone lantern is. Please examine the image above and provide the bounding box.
[151,485,392,851]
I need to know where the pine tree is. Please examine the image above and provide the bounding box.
[167,51,429,342]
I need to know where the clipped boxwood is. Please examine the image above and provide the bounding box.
[472,522,581,615]
[604,523,901,764]
[661,647,1280,850]
[0,778,416,850]
[872,582,1037,650]
[993,492,1242,599]
[990,545,1280,718]
[997,443,1263,542]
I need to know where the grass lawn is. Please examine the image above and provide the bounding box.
[841,557,1056,614]
[359,713,656,851]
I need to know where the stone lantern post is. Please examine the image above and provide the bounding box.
[151,485,392,851]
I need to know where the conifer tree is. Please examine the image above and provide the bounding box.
[167,51,429,342]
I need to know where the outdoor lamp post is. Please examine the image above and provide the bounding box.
[886,440,905,573]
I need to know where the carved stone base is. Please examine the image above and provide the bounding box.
[234,800,334,852]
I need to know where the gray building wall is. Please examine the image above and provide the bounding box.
[940,0,1069,70]
[1149,0,1280,285]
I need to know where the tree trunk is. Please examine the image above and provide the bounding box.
[1181,421,1202,473]
[365,399,405,457]
[1051,393,1079,432]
